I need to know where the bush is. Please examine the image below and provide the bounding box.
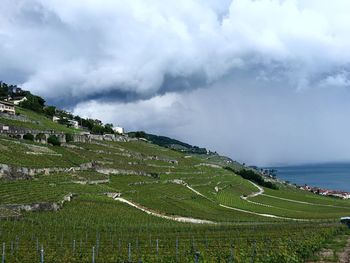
[43,106,56,117]
[48,135,61,146]
[224,167,278,190]
[91,125,105,135]
[19,93,45,113]
[65,133,74,143]
[35,133,46,142]
[23,133,34,141]
[134,131,146,138]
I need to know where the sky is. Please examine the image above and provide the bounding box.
[2,0,350,166]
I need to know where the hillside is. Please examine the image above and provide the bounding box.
[0,106,350,262]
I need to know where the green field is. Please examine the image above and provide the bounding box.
[0,109,349,262]
[0,107,79,133]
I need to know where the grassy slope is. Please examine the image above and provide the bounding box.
[0,108,349,261]
[1,134,349,220]
[0,107,79,132]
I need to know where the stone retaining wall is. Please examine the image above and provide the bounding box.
[1,193,76,214]
[0,123,129,144]
[0,162,94,179]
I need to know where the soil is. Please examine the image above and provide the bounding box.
[308,236,350,263]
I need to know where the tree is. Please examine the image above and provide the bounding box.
[65,133,74,143]
[224,167,278,190]
[44,106,56,117]
[91,125,105,135]
[58,118,70,126]
[19,93,45,113]
[0,82,9,99]
[48,135,61,146]
[134,131,146,138]
[104,123,114,134]
[23,133,34,141]
[35,133,46,142]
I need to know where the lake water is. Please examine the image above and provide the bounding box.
[269,163,350,192]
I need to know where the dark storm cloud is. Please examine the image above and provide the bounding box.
[2,0,350,164]
[2,0,350,105]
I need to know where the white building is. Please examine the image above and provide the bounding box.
[52,116,60,122]
[113,126,124,134]
[11,96,27,105]
[68,120,79,129]
[0,100,15,115]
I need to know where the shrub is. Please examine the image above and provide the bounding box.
[150,172,160,179]
[48,135,61,146]
[19,93,45,113]
[224,167,278,190]
[43,106,56,117]
[91,125,105,135]
[134,131,146,138]
[23,133,34,141]
[35,133,46,142]
[65,133,74,143]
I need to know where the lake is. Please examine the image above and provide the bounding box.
[268,163,350,192]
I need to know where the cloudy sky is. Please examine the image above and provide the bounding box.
[2,0,350,166]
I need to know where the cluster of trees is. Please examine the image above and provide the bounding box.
[22,132,75,146]
[19,93,46,113]
[27,101,115,134]
[1,81,117,135]
[0,82,46,113]
[0,82,28,100]
[73,116,114,134]
[128,131,208,154]
[224,167,278,190]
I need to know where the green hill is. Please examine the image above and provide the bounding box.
[0,105,349,262]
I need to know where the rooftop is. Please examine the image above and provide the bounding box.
[0,100,15,107]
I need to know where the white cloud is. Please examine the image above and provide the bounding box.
[2,0,350,102]
[74,78,350,166]
[3,0,350,165]
[73,92,191,132]
[320,72,350,88]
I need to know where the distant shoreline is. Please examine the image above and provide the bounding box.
[265,162,350,193]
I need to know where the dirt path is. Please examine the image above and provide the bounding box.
[242,181,264,199]
[112,180,309,223]
[338,237,350,263]
[114,197,216,224]
[239,181,275,207]
[182,180,308,221]
[260,194,350,210]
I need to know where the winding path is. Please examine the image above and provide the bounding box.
[182,180,307,221]
[239,181,275,207]
[111,179,313,223]
[242,181,264,199]
[114,197,216,224]
[260,193,350,209]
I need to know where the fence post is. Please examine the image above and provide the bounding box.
[194,251,200,263]
[2,243,5,263]
[128,243,131,263]
[40,245,44,263]
[176,237,179,262]
[92,246,95,263]
[96,237,99,257]
[229,244,234,263]
[251,241,256,263]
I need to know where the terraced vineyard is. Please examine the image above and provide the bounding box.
[1,109,350,262]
